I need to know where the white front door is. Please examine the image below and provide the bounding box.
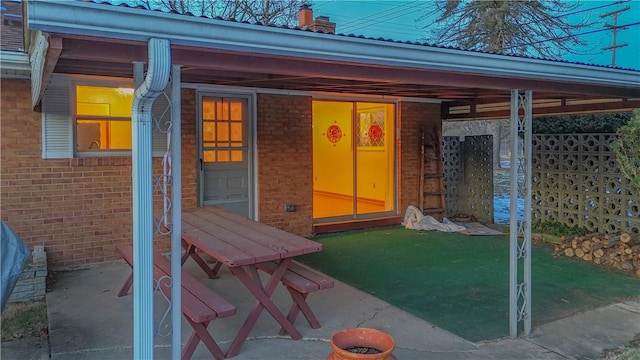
[198,94,252,217]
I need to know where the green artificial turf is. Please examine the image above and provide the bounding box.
[299,226,640,342]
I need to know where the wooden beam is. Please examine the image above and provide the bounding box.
[443,99,640,120]
[57,37,640,99]
[171,47,640,99]
[52,36,640,100]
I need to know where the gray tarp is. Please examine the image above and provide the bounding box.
[1,221,30,311]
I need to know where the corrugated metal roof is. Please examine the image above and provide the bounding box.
[88,0,638,72]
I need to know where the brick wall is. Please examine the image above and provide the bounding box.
[1,0,24,51]
[1,80,198,268]
[256,93,313,237]
[176,89,198,209]
[398,101,442,213]
[1,79,440,266]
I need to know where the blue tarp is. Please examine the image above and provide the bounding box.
[1,221,30,311]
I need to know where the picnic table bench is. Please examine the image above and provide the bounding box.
[177,206,330,357]
[116,244,236,360]
[256,260,334,334]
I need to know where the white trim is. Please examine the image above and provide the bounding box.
[41,76,72,159]
[195,90,257,219]
[182,82,443,103]
[182,82,313,96]
[41,73,168,157]
[27,0,640,90]
[0,51,30,79]
[250,92,258,221]
[29,33,48,108]
[312,92,443,103]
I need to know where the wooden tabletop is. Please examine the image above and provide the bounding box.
[180,207,322,267]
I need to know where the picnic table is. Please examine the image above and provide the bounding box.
[179,207,325,358]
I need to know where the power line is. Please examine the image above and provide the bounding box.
[335,0,629,42]
[538,0,630,23]
[338,1,421,33]
[502,21,640,50]
[330,13,423,32]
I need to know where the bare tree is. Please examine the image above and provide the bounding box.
[420,0,590,59]
[137,0,310,26]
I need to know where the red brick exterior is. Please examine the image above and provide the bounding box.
[0,80,199,268]
[398,101,442,212]
[256,94,314,237]
[0,1,24,51]
[1,79,442,268]
[177,89,198,209]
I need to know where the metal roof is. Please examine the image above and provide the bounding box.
[24,0,640,118]
[90,0,640,73]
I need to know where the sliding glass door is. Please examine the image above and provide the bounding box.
[312,100,395,220]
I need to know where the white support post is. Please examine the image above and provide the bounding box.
[509,89,533,338]
[523,90,533,336]
[509,90,518,338]
[170,64,182,360]
[132,38,171,359]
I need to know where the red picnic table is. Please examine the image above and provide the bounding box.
[179,206,324,358]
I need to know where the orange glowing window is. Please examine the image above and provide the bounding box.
[201,98,246,163]
[75,86,133,152]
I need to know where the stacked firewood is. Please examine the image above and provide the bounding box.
[552,233,640,277]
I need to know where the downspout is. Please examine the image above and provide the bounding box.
[131,38,171,359]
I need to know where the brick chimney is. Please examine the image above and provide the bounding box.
[298,4,336,34]
[298,4,313,28]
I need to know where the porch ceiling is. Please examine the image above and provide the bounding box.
[46,34,640,120]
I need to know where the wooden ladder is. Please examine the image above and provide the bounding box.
[419,125,446,220]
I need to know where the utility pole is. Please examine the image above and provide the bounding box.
[599,5,630,67]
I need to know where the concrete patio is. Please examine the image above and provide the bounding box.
[2,259,640,359]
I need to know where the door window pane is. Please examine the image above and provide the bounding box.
[201,98,246,163]
[355,103,395,214]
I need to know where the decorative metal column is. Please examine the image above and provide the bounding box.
[146,64,182,359]
[169,64,182,359]
[131,38,171,359]
[509,89,533,338]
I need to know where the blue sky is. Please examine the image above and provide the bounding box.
[313,0,640,69]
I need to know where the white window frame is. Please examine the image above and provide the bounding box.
[73,79,135,157]
[41,74,167,159]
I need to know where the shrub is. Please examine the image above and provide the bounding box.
[531,220,589,236]
[611,109,640,192]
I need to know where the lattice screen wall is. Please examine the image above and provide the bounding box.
[532,134,639,235]
[443,136,461,216]
[461,135,494,223]
[443,135,493,222]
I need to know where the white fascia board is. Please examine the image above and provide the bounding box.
[0,51,30,78]
[27,1,640,89]
[182,82,442,102]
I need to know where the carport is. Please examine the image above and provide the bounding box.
[24,0,640,357]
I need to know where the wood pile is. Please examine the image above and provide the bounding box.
[552,233,640,277]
